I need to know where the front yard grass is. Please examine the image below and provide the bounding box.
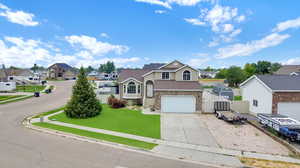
[49,104,161,139]
[33,122,157,150]
[234,96,242,101]
[16,85,46,92]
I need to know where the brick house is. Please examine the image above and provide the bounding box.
[118,60,203,113]
[240,74,300,121]
[47,63,77,80]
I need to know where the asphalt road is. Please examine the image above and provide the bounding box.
[0,81,216,168]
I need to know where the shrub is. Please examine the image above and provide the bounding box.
[110,98,127,108]
[107,94,115,105]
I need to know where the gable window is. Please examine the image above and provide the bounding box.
[127,82,136,94]
[162,72,169,80]
[253,100,258,107]
[183,70,191,80]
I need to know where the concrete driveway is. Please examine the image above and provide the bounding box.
[161,113,219,147]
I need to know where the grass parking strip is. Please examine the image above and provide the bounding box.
[0,95,33,105]
[32,106,65,119]
[33,122,157,150]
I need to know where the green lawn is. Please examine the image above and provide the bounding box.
[49,104,161,139]
[33,122,157,150]
[234,96,242,101]
[0,95,24,101]
[16,85,46,92]
[0,95,33,104]
[32,106,65,118]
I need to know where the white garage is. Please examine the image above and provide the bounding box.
[161,95,196,113]
[278,102,300,121]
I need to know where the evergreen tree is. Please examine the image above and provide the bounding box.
[65,67,102,118]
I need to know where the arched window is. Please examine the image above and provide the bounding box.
[183,70,191,80]
[146,81,154,97]
[127,82,136,93]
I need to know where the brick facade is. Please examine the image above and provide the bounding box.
[154,91,202,112]
[272,92,300,114]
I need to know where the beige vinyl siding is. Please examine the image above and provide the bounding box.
[175,67,198,81]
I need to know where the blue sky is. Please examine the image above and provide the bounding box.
[0,0,300,68]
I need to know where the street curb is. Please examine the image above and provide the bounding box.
[248,120,300,157]
[22,116,237,168]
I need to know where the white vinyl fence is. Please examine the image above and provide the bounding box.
[202,90,229,113]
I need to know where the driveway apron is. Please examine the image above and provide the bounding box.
[161,113,219,147]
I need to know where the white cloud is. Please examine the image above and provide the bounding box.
[167,0,202,6]
[184,18,205,26]
[273,17,300,32]
[216,33,290,59]
[134,0,214,9]
[0,3,9,10]
[282,57,300,65]
[203,5,238,32]
[134,0,172,9]
[188,57,210,67]
[100,33,109,38]
[0,37,51,67]
[73,57,141,68]
[208,38,219,47]
[155,10,167,14]
[0,3,39,26]
[235,15,245,23]
[65,35,129,56]
[223,24,234,33]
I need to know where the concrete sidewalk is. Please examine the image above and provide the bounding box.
[30,112,300,166]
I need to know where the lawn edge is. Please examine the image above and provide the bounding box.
[22,116,230,168]
[0,95,34,105]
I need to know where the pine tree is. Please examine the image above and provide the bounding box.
[65,67,102,118]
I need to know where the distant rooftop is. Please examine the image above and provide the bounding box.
[142,63,165,70]
[276,65,300,75]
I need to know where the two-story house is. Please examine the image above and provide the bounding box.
[47,63,77,80]
[118,60,203,113]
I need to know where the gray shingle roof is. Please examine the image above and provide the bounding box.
[118,69,152,82]
[276,65,300,75]
[143,63,165,70]
[256,75,300,91]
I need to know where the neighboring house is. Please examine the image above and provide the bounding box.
[240,74,300,121]
[0,69,8,82]
[4,68,38,84]
[87,71,100,81]
[0,82,16,92]
[199,70,218,78]
[118,60,203,113]
[99,72,118,80]
[47,63,77,80]
[275,65,300,75]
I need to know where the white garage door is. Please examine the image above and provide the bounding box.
[161,95,196,113]
[278,102,300,121]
